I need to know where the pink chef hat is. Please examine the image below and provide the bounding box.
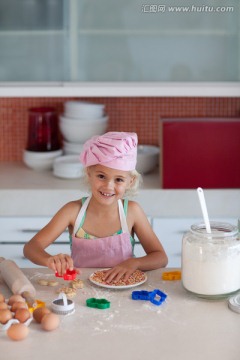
[80,132,138,171]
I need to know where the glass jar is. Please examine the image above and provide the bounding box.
[27,107,61,152]
[182,222,240,299]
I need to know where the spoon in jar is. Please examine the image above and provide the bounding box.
[197,187,212,234]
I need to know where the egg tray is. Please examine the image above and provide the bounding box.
[0,298,34,331]
[0,316,32,331]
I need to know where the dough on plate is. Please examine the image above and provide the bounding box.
[90,269,146,286]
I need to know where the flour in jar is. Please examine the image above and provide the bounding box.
[182,239,240,296]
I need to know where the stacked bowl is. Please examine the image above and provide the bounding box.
[60,101,108,150]
[55,101,108,179]
[136,145,160,174]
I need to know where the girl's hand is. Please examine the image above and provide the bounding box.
[46,253,75,276]
[103,258,139,284]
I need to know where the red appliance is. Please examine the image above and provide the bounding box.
[160,118,240,189]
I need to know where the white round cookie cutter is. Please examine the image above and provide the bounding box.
[51,292,75,315]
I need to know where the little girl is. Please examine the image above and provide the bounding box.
[24,132,168,283]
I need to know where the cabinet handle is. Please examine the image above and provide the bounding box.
[21,229,41,233]
[22,229,68,233]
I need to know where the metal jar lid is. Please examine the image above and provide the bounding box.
[228,293,240,314]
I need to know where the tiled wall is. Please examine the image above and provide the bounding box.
[0,97,240,162]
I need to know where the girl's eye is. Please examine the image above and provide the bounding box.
[116,178,124,182]
[97,174,105,179]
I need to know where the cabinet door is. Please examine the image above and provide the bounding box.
[134,243,146,258]
[0,217,68,243]
[0,244,34,268]
[0,243,70,268]
[0,216,70,267]
[0,0,66,81]
[133,216,152,257]
[0,0,239,82]
[77,0,239,82]
[152,218,193,268]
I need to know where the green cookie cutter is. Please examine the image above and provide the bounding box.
[86,298,110,309]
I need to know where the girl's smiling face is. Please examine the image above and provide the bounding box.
[87,165,134,203]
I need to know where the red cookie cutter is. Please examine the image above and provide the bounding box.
[55,269,77,281]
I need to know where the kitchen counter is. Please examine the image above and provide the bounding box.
[0,267,239,360]
[0,162,240,218]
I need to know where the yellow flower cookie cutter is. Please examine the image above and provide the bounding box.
[28,300,46,313]
[162,271,181,281]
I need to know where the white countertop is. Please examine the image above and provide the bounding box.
[0,267,239,360]
[0,162,160,190]
[0,162,240,218]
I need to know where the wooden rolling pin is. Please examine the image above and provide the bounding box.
[0,257,37,307]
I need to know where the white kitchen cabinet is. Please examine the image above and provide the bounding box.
[0,243,70,268]
[153,217,238,268]
[133,243,146,258]
[133,216,152,258]
[0,0,239,85]
[0,216,70,268]
[0,217,67,242]
[0,216,147,267]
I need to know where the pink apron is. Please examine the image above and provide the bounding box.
[71,196,133,268]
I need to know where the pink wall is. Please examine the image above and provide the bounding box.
[0,97,240,162]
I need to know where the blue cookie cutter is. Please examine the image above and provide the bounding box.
[132,289,167,306]
[132,290,152,301]
[149,289,167,306]
[86,298,110,309]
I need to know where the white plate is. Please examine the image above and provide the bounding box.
[53,155,84,179]
[89,270,147,289]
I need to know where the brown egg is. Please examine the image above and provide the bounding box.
[14,308,31,323]
[41,313,60,331]
[0,309,12,324]
[0,293,5,302]
[7,323,29,341]
[11,301,28,312]
[8,295,25,306]
[0,302,8,310]
[33,307,51,323]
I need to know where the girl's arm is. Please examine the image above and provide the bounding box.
[23,201,80,275]
[104,201,168,283]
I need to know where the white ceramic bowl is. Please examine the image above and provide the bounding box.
[64,101,105,119]
[60,115,108,123]
[23,149,63,171]
[136,145,160,174]
[53,155,84,179]
[63,141,84,155]
[59,116,108,143]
